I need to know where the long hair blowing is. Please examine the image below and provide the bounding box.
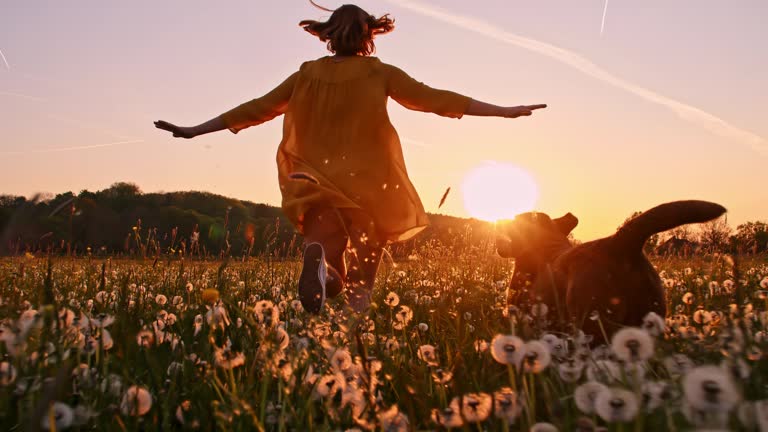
[300,4,395,56]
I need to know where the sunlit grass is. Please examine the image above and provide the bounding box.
[0,249,766,431]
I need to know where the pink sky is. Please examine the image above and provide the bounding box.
[1,1,766,240]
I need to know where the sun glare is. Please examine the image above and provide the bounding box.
[461,161,539,222]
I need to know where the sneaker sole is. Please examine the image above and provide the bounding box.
[299,243,326,313]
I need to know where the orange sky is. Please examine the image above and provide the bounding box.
[1,1,766,240]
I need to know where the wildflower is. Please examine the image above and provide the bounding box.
[490,334,524,365]
[474,339,489,353]
[558,357,584,383]
[0,361,17,386]
[682,292,695,305]
[541,333,567,359]
[185,282,194,292]
[519,341,551,373]
[574,381,608,414]
[291,299,303,313]
[611,327,654,362]
[120,385,153,416]
[393,305,413,330]
[40,402,74,430]
[136,330,154,348]
[693,309,712,324]
[723,279,735,293]
[432,368,453,384]
[17,309,42,337]
[461,392,493,423]
[594,387,640,422]
[205,303,231,328]
[379,405,410,432]
[193,314,203,336]
[431,397,463,428]
[100,374,124,397]
[683,365,742,414]
[384,292,400,307]
[642,311,666,337]
[531,302,548,318]
[155,294,167,305]
[315,373,346,398]
[417,322,429,332]
[255,302,280,327]
[214,347,245,369]
[493,387,521,423]
[530,423,559,432]
[418,344,439,366]
[330,348,353,373]
[642,381,674,412]
[274,327,290,351]
[760,277,768,289]
[385,337,400,354]
[664,354,695,377]
[175,400,200,428]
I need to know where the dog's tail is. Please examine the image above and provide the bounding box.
[613,200,726,252]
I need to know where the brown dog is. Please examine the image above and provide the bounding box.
[496,200,726,341]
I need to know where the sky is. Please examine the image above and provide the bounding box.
[1,0,767,241]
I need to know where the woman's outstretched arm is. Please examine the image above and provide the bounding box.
[155,70,299,138]
[465,100,547,118]
[154,117,226,139]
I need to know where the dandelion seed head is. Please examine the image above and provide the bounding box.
[683,365,742,413]
[594,387,640,423]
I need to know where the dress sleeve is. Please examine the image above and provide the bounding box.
[220,71,299,134]
[386,65,472,119]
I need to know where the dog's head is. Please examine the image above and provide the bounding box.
[496,211,578,263]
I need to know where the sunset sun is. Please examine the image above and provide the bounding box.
[461,161,539,222]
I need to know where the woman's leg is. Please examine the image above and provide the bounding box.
[302,207,349,298]
[338,208,384,312]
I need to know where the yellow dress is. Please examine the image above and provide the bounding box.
[220,56,471,243]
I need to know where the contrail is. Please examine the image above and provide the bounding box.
[0,47,9,70]
[1,139,145,155]
[0,90,47,102]
[600,0,609,36]
[384,0,768,156]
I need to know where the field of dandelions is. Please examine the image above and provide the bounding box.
[1,244,768,431]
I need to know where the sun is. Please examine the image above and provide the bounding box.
[461,161,539,222]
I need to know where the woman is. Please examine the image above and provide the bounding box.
[155,3,546,314]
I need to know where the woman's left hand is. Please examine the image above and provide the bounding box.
[154,120,197,139]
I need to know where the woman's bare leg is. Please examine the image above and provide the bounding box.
[339,209,384,312]
[302,207,348,298]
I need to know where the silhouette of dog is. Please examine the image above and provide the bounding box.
[496,200,726,341]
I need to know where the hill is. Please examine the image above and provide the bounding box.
[0,182,495,258]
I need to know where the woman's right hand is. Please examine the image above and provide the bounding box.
[154,120,197,139]
[503,105,547,118]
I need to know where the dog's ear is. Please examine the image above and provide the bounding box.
[553,213,578,235]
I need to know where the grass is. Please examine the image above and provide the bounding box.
[0,247,767,431]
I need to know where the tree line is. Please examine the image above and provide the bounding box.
[1,183,765,259]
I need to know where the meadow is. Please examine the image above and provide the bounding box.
[1,242,767,431]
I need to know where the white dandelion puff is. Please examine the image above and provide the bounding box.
[683,365,742,414]
[490,334,524,365]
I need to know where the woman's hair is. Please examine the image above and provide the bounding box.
[300,4,394,56]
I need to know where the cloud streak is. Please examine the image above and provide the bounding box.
[1,139,145,155]
[600,0,609,36]
[0,47,9,70]
[384,0,768,155]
